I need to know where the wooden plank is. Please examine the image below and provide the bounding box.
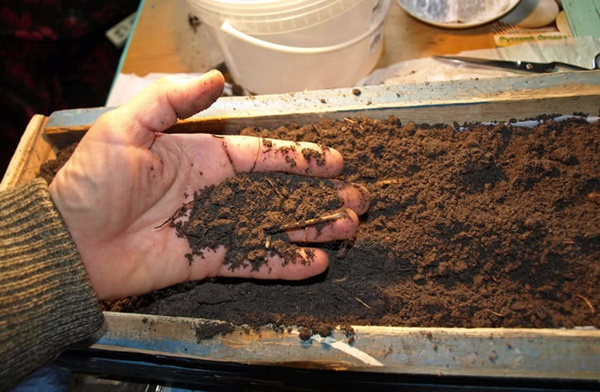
[0,115,53,190]
[89,312,600,380]
[44,107,114,150]
[44,71,600,147]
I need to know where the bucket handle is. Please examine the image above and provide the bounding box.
[220,20,382,55]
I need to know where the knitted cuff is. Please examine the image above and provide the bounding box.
[0,178,104,389]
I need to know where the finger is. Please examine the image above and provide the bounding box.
[332,180,370,215]
[96,70,225,148]
[285,208,359,243]
[218,135,343,178]
[216,248,329,280]
[282,182,369,242]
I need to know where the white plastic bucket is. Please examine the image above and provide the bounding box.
[187,0,391,94]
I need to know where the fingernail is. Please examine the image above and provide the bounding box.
[206,69,224,79]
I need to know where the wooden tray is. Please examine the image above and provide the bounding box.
[3,72,600,384]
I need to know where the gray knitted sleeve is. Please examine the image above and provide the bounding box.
[0,178,104,391]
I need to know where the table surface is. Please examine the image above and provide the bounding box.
[120,0,499,77]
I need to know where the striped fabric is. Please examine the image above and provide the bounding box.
[0,178,103,391]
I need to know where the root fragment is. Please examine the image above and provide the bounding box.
[375,179,406,186]
[355,297,372,309]
[268,211,346,233]
[155,201,193,229]
[483,309,505,318]
[574,294,595,315]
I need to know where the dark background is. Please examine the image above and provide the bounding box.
[0,1,139,178]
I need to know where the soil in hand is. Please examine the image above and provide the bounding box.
[173,171,345,271]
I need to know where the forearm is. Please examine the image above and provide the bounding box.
[0,179,103,390]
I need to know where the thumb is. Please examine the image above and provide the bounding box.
[92,70,225,148]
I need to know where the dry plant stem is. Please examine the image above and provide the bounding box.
[269,211,347,233]
[354,297,372,309]
[484,309,505,318]
[265,177,285,199]
[574,294,595,315]
[375,179,406,186]
[155,201,194,229]
[311,124,321,135]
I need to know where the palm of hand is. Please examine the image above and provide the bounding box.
[49,72,365,300]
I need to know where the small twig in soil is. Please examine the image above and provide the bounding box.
[354,297,372,309]
[311,124,321,135]
[265,177,285,200]
[333,276,348,283]
[375,179,406,186]
[268,211,347,233]
[155,201,193,229]
[483,309,505,318]
[574,294,595,315]
[335,284,372,309]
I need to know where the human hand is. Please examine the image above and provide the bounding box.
[49,71,369,300]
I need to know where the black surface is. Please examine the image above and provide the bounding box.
[55,347,600,392]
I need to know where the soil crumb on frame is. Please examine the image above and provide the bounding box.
[43,116,600,332]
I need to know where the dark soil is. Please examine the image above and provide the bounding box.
[39,142,78,183]
[175,171,345,270]
[42,116,600,334]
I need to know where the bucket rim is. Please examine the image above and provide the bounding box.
[187,0,380,34]
[219,1,388,55]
